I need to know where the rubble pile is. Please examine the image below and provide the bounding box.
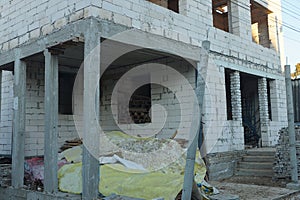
[59,138,82,152]
[0,157,11,187]
[274,127,300,179]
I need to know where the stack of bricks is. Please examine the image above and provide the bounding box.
[273,127,300,179]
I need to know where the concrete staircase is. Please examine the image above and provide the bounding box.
[235,148,275,177]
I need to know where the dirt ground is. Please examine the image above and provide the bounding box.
[210,176,300,200]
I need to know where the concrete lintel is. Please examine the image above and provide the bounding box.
[12,55,26,188]
[0,17,202,67]
[214,59,284,80]
[0,18,124,66]
[44,49,59,193]
[82,19,101,200]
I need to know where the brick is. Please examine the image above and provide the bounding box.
[41,24,54,36]
[29,28,40,39]
[70,9,84,22]
[53,17,68,29]
[113,13,131,27]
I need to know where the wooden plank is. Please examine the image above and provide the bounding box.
[44,49,59,193]
[82,20,101,200]
[11,57,26,188]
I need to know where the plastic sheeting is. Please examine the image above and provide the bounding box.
[58,131,207,199]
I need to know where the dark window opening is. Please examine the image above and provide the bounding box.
[59,72,76,115]
[118,83,152,124]
[129,84,152,124]
[212,0,229,32]
[148,0,179,13]
[225,69,233,120]
[251,0,272,48]
[267,79,272,120]
[168,0,179,13]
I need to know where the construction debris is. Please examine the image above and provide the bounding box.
[58,131,207,199]
[59,138,82,152]
[0,157,11,187]
[274,127,300,179]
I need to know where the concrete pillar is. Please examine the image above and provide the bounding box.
[182,40,210,200]
[12,58,26,188]
[44,49,59,193]
[258,77,269,146]
[0,70,2,121]
[230,71,242,121]
[229,0,252,40]
[82,22,101,200]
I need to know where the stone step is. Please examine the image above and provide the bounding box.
[242,155,274,162]
[238,162,273,170]
[235,168,273,177]
[246,150,275,157]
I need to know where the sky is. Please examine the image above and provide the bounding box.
[282,0,300,71]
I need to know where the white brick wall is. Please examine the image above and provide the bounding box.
[100,58,197,140]
[0,0,283,73]
[0,71,13,155]
[0,63,78,156]
[0,0,286,155]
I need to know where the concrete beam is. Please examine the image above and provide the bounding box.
[44,49,59,193]
[0,18,202,67]
[82,20,101,200]
[12,55,26,188]
[214,59,284,80]
[0,18,128,67]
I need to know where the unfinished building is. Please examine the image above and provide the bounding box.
[0,0,287,199]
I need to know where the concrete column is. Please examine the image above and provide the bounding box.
[258,77,269,146]
[82,22,101,200]
[229,0,252,40]
[230,71,242,121]
[44,49,59,193]
[12,58,26,188]
[285,65,300,188]
[182,40,210,200]
[0,70,2,121]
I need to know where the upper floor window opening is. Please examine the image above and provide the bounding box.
[251,0,272,48]
[147,0,179,13]
[212,0,229,32]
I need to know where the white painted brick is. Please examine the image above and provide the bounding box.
[54,17,68,29]
[70,9,84,22]
[113,13,131,27]
[0,0,287,155]
[41,24,54,36]
[102,1,123,14]
[29,28,40,39]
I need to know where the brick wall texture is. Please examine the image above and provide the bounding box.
[0,0,287,156]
